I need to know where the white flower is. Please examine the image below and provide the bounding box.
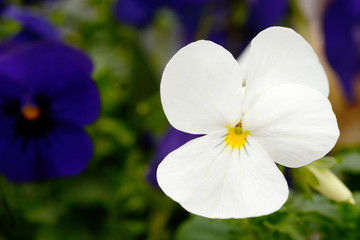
[157,27,340,219]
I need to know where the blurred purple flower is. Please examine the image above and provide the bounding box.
[115,0,163,28]
[168,0,229,45]
[2,6,60,44]
[147,127,201,188]
[0,1,6,14]
[0,42,100,182]
[324,0,360,100]
[21,0,58,5]
[245,0,288,32]
[225,0,288,55]
[114,0,222,31]
[114,0,288,54]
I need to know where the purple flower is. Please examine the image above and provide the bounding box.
[0,1,6,13]
[114,0,163,28]
[324,0,360,100]
[114,0,221,31]
[0,42,100,182]
[245,0,288,33]
[147,127,201,188]
[114,0,288,51]
[2,6,60,44]
[169,0,288,53]
[168,0,228,45]
[21,0,58,5]
[227,0,288,55]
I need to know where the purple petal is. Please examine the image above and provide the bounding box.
[0,124,93,182]
[0,74,21,107]
[0,1,6,14]
[324,0,360,100]
[2,6,60,43]
[147,127,201,188]
[245,0,288,32]
[22,0,58,4]
[0,42,100,126]
[172,0,216,3]
[114,0,162,28]
[168,0,229,45]
[48,78,100,126]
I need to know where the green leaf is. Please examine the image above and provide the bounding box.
[291,167,318,199]
[293,194,342,223]
[25,204,63,224]
[264,213,306,240]
[95,117,135,147]
[309,156,342,169]
[0,20,21,38]
[333,152,360,174]
[175,216,235,240]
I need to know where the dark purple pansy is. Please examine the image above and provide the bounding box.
[324,0,360,100]
[0,42,100,182]
[114,0,163,28]
[146,127,201,188]
[2,6,60,44]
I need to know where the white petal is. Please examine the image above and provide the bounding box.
[157,133,289,219]
[161,40,244,134]
[243,27,329,112]
[243,84,339,168]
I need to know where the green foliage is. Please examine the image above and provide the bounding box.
[334,151,360,174]
[291,165,319,199]
[176,216,236,240]
[310,156,343,169]
[0,20,21,39]
[175,192,360,240]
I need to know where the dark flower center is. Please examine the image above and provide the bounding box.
[1,94,55,138]
[22,104,41,121]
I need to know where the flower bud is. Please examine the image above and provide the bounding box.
[306,166,355,204]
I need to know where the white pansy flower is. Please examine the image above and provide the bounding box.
[157,27,340,219]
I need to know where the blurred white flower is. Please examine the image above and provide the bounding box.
[158,27,340,219]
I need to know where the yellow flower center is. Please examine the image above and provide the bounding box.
[22,104,41,121]
[225,122,250,149]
